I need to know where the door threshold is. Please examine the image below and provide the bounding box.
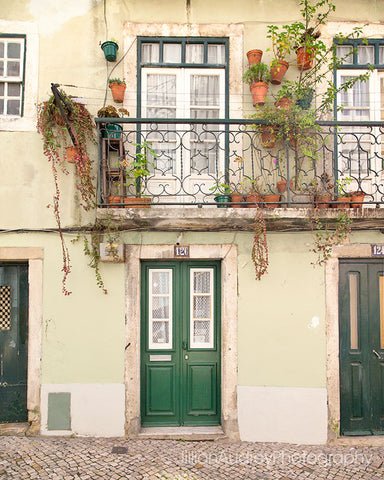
[138,426,225,441]
[329,436,384,446]
[0,422,29,436]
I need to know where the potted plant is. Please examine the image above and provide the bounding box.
[101,39,119,62]
[122,142,155,208]
[335,177,352,208]
[311,173,334,208]
[296,28,320,71]
[242,62,271,106]
[108,78,126,103]
[97,105,129,139]
[266,24,296,84]
[274,85,295,109]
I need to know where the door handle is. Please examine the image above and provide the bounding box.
[373,349,383,360]
[182,341,187,350]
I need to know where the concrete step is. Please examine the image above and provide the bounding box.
[138,426,226,441]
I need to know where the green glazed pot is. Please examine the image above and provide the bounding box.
[214,195,231,208]
[101,41,119,62]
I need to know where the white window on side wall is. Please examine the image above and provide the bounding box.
[0,36,25,116]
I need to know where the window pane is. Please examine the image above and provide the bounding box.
[193,271,211,293]
[151,271,169,294]
[0,61,3,76]
[336,45,353,65]
[193,296,211,318]
[152,321,169,344]
[380,276,384,349]
[147,74,176,105]
[380,46,384,64]
[163,43,181,63]
[7,42,21,59]
[7,61,20,77]
[0,82,4,95]
[208,44,225,64]
[141,43,159,63]
[8,83,21,97]
[357,45,374,64]
[152,296,169,319]
[191,75,219,106]
[193,320,210,343]
[186,44,204,63]
[0,99,3,114]
[0,43,4,58]
[349,273,359,350]
[7,99,20,115]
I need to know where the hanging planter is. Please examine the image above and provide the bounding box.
[250,82,269,106]
[296,46,315,71]
[109,78,126,103]
[296,87,314,109]
[270,59,289,85]
[66,145,79,163]
[101,41,119,62]
[261,125,278,148]
[246,49,263,65]
[275,96,294,110]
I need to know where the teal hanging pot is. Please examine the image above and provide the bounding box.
[101,41,119,62]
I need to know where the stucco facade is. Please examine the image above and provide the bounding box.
[2,0,384,444]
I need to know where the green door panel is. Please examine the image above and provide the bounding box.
[0,263,28,423]
[141,261,221,427]
[339,260,384,435]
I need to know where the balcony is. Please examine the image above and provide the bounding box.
[96,118,384,231]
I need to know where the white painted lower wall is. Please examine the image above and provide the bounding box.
[237,386,328,445]
[40,383,125,437]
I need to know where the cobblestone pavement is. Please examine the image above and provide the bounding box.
[0,436,383,480]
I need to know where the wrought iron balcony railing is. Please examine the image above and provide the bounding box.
[96,118,384,209]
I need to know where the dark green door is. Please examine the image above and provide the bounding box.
[0,263,28,423]
[339,259,384,435]
[141,261,221,426]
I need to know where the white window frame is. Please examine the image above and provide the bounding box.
[189,268,214,350]
[148,268,173,350]
[0,21,38,132]
[0,36,25,116]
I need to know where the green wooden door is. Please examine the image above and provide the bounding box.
[339,260,384,435]
[0,263,28,423]
[141,261,221,427]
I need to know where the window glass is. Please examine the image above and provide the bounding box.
[0,83,4,95]
[186,44,204,63]
[7,61,20,77]
[349,273,359,350]
[208,44,225,64]
[0,99,3,114]
[0,62,3,76]
[357,45,374,64]
[7,99,20,115]
[163,43,181,63]
[380,276,384,349]
[0,43,4,58]
[8,83,20,96]
[336,45,353,65]
[7,42,20,59]
[141,43,159,63]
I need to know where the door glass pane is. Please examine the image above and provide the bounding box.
[190,75,219,106]
[149,269,172,349]
[147,74,176,106]
[0,285,11,330]
[163,44,181,63]
[190,269,214,349]
[349,273,359,350]
[186,44,204,63]
[380,276,384,349]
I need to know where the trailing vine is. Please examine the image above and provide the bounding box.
[251,207,269,280]
[310,209,352,265]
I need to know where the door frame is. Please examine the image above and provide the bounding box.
[124,244,239,440]
[0,247,43,433]
[326,243,384,440]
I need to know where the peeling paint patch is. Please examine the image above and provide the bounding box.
[308,316,320,329]
[28,0,102,36]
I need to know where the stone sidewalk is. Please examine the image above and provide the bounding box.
[0,436,383,480]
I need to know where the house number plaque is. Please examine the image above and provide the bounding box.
[371,244,384,257]
[174,246,190,257]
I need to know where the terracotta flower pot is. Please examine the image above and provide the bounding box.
[275,96,294,110]
[245,193,262,207]
[109,82,126,103]
[250,82,269,106]
[315,194,332,209]
[123,197,151,208]
[261,126,278,148]
[246,49,263,65]
[350,191,365,209]
[108,195,122,208]
[263,194,280,208]
[297,46,315,71]
[276,179,293,194]
[335,196,350,209]
[230,193,244,208]
[270,60,289,85]
[66,146,79,164]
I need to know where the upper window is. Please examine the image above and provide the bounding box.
[0,35,25,116]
